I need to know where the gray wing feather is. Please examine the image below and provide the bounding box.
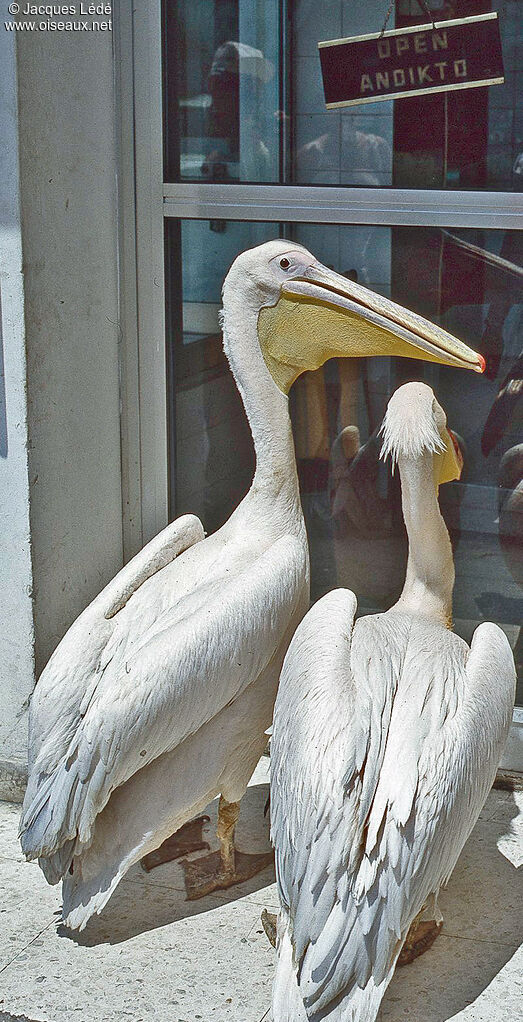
[271,607,515,1021]
[21,533,305,863]
[25,514,205,783]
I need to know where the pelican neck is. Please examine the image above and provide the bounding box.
[221,302,301,514]
[394,451,454,627]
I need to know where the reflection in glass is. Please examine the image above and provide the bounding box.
[164,0,281,182]
[164,0,523,190]
[166,219,523,702]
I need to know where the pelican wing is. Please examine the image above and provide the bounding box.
[271,591,401,1008]
[22,532,305,860]
[25,514,205,789]
[375,620,515,899]
[272,604,515,1020]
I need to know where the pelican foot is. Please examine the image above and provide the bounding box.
[182,848,274,901]
[397,918,443,966]
[261,909,277,948]
[140,815,211,872]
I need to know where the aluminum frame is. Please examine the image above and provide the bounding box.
[113,0,142,560]
[163,183,522,229]
[116,0,523,755]
[116,0,168,554]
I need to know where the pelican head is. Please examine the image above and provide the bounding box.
[223,239,485,393]
[381,381,463,484]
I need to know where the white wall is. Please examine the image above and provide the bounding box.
[0,26,36,801]
[17,30,123,679]
[0,25,123,799]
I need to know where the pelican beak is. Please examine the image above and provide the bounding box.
[259,261,485,393]
[438,427,464,485]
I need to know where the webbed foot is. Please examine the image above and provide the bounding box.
[261,909,277,947]
[398,917,443,965]
[140,815,211,872]
[182,848,274,900]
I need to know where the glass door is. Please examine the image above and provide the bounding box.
[153,0,523,762]
[164,0,523,191]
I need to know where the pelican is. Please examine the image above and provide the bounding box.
[270,382,515,1022]
[20,242,484,932]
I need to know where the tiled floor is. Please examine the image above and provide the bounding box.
[0,760,521,1022]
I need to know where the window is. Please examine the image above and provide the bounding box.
[120,0,523,759]
[166,219,523,704]
[164,0,523,190]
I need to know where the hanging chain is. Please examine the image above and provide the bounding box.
[380,0,437,40]
[379,0,395,38]
[416,0,437,28]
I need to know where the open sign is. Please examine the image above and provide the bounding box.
[319,13,504,109]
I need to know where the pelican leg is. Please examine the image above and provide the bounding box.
[398,894,443,965]
[217,795,239,873]
[182,795,274,901]
[140,815,211,872]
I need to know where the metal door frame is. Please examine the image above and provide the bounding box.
[115,0,523,764]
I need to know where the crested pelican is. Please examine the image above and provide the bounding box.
[270,382,515,1022]
[20,242,484,931]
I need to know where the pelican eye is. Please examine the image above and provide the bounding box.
[279,257,290,269]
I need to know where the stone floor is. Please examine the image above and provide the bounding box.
[0,759,521,1022]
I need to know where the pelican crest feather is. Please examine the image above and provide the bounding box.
[380,381,446,466]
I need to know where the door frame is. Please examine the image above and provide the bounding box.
[115,0,523,764]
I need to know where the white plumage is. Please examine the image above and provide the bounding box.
[271,382,515,1022]
[20,243,485,931]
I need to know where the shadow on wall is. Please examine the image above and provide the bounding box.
[0,291,7,458]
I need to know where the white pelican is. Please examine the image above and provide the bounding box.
[19,242,485,931]
[270,382,516,1022]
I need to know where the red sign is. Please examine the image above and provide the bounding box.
[319,14,504,108]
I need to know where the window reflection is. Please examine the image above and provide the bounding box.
[165,0,281,182]
[164,0,523,190]
[166,219,522,702]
